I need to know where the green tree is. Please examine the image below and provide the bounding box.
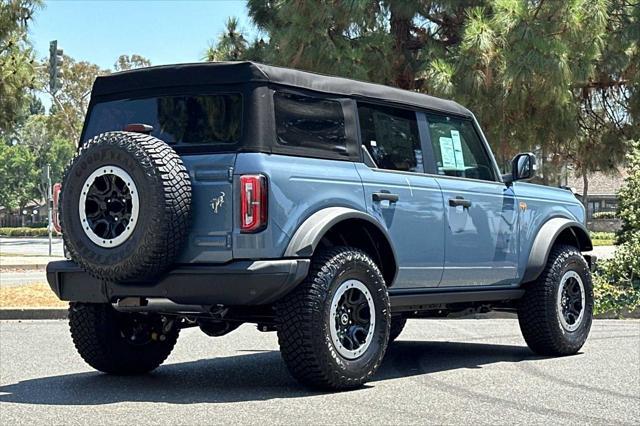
[429,0,631,184]
[568,0,639,208]
[593,142,640,316]
[208,0,635,185]
[0,112,75,210]
[205,17,249,61]
[0,141,38,210]
[114,54,151,71]
[0,0,42,135]
[38,55,108,143]
[244,0,400,85]
[39,53,150,144]
[46,135,75,181]
[27,92,44,115]
[16,114,74,201]
[616,142,640,244]
[10,91,45,133]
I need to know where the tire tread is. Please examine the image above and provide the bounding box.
[276,246,390,389]
[518,244,593,356]
[60,132,191,282]
[69,302,179,374]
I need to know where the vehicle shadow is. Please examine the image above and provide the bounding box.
[0,340,541,405]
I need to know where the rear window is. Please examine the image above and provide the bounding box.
[274,92,347,154]
[83,94,242,145]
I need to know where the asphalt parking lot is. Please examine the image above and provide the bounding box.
[1,318,638,424]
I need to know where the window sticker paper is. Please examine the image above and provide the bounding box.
[439,137,457,168]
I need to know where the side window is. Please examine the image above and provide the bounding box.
[274,91,347,154]
[358,103,423,172]
[426,114,496,181]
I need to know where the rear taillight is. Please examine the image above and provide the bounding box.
[240,174,267,233]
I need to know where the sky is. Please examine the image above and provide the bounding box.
[30,0,256,70]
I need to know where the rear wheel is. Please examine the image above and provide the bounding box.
[69,302,179,374]
[518,244,593,356]
[276,247,391,390]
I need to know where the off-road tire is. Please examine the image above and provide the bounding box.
[518,244,593,356]
[276,247,391,390]
[389,316,407,343]
[60,131,191,282]
[69,302,179,374]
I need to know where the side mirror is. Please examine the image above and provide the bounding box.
[503,152,536,186]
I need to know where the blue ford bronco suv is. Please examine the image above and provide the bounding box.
[48,62,595,390]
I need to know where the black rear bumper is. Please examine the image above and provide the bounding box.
[46,259,310,306]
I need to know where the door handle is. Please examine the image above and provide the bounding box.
[372,191,399,203]
[448,196,472,208]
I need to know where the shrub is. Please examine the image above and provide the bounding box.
[26,223,48,229]
[592,211,617,219]
[593,233,640,316]
[590,231,615,246]
[590,231,615,240]
[616,141,640,244]
[0,227,50,237]
[593,142,640,316]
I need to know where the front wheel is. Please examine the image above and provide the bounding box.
[69,302,179,374]
[518,244,593,356]
[276,247,391,390]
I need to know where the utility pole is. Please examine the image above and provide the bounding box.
[44,164,53,256]
[46,40,63,254]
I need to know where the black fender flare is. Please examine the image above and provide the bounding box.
[522,217,593,283]
[284,207,398,281]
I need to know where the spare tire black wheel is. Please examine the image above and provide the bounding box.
[60,131,192,282]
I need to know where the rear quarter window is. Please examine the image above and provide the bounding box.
[83,94,242,146]
[274,92,347,155]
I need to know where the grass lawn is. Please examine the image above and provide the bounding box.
[592,239,616,246]
[0,283,67,308]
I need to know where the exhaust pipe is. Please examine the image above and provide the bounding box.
[114,297,210,314]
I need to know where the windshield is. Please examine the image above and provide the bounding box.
[83,94,242,146]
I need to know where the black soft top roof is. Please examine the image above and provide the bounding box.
[92,61,472,117]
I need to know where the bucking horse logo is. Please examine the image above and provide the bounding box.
[210,192,225,214]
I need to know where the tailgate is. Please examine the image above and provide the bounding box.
[177,153,236,263]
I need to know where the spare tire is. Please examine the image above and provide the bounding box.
[60,131,191,282]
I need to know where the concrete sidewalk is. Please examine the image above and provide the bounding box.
[0,256,63,271]
[0,237,64,256]
[585,244,618,260]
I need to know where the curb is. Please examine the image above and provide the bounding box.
[595,307,640,319]
[0,308,68,320]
